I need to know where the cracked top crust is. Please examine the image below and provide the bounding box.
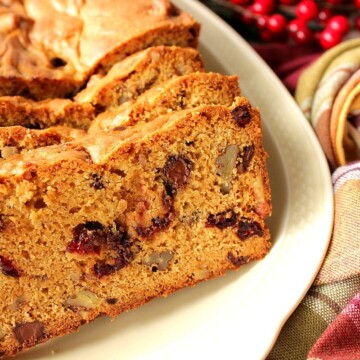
[0,0,199,100]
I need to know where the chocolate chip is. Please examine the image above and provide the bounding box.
[236,218,263,240]
[13,321,44,346]
[238,145,255,173]
[231,105,251,127]
[0,255,20,277]
[227,252,249,267]
[206,210,237,229]
[90,174,105,190]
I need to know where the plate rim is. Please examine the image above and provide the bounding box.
[172,0,334,358]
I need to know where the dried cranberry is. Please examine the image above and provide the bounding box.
[135,213,173,238]
[90,174,105,190]
[238,145,255,173]
[231,105,251,127]
[0,255,20,277]
[236,218,263,240]
[227,252,249,267]
[94,253,127,278]
[0,215,5,231]
[106,298,118,305]
[206,210,237,229]
[163,155,192,196]
[67,221,104,255]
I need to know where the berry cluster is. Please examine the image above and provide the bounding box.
[223,0,360,49]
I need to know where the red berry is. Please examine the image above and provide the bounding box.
[279,0,297,4]
[318,8,333,24]
[242,9,255,25]
[287,18,306,34]
[294,27,314,44]
[267,14,287,33]
[319,29,342,49]
[355,0,360,9]
[327,15,349,35]
[0,255,20,277]
[256,15,268,31]
[230,0,250,5]
[296,0,319,22]
[252,0,274,15]
[354,15,360,31]
[260,30,273,42]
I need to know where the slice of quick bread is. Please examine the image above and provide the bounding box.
[89,72,241,133]
[0,126,86,160]
[0,47,204,130]
[0,1,199,100]
[75,46,205,109]
[0,97,271,357]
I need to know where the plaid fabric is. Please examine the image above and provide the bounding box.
[268,39,360,359]
[268,163,360,359]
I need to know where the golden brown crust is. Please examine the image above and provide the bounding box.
[0,126,86,160]
[0,96,95,130]
[0,98,271,357]
[0,0,200,100]
[75,46,205,109]
[88,72,240,134]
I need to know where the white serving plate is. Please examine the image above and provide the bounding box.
[15,1,334,359]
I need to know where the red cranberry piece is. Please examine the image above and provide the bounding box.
[0,215,5,231]
[94,254,127,278]
[0,255,20,277]
[227,252,249,267]
[206,210,238,229]
[237,218,263,240]
[90,174,105,190]
[135,213,173,238]
[238,145,255,173]
[163,155,192,196]
[231,105,251,127]
[67,221,104,255]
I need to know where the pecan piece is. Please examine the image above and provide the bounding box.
[13,321,45,346]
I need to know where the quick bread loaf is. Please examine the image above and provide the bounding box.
[0,0,272,358]
[0,98,271,357]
